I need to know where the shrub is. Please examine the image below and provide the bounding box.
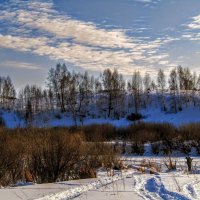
[180,143,191,155]
[151,143,160,155]
[0,128,118,185]
[186,156,193,173]
[131,142,144,155]
[127,113,143,121]
[0,129,25,186]
[0,116,5,127]
[164,157,177,171]
[148,159,161,174]
[82,124,116,141]
[196,144,200,154]
[54,113,62,119]
[27,130,86,183]
[161,140,174,155]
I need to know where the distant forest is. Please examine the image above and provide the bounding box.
[1,65,200,123]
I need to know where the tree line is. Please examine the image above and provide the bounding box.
[1,64,200,123]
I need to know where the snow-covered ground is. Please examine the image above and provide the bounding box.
[1,111,25,129]
[0,179,96,200]
[3,105,200,129]
[39,106,200,127]
[1,157,200,200]
[141,106,200,126]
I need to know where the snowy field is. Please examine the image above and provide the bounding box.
[1,157,200,200]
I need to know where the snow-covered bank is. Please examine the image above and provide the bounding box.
[3,105,200,129]
[142,106,200,126]
[36,106,200,128]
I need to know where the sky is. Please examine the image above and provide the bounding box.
[1,0,200,88]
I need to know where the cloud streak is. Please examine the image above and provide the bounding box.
[1,61,42,70]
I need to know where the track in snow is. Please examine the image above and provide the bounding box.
[183,180,200,199]
[133,175,190,200]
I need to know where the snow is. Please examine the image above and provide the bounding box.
[35,170,138,200]
[183,180,200,199]
[73,175,143,200]
[2,103,200,129]
[141,106,200,126]
[1,110,25,129]
[38,105,200,127]
[29,111,134,128]
[0,179,96,200]
[1,157,200,200]
[46,105,200,127]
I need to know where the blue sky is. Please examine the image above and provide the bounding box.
[1,0,200,88]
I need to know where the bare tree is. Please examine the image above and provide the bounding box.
[0,76,16,109]
[143,73,151,108]
[177,66,193,105]
[47,63,69,112]
[157,69,166,111]
[128,71,143,114]
[191,72,198,106]
[169,68,178,113]
[101,68,125,119]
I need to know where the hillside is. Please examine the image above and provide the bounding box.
[2,104,200,129]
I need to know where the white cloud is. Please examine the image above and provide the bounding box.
[0,34,49,51]
[1,1,136,49]
[187,15,200,30]
[1,61,42,70]
[0,0,174,75]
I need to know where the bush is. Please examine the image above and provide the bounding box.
[131,142,144,155]
[0,129,25,186]
[161,140,174,155]
[179,124,200,141]
[82,124,116,141]
[54,113,62,119]
[195,142,200,154]
[78,169,96,179]
[0,128,117,186]
[164,157,177,171]
[180,143,191,155]
[151,143,160,155]
[3,122,200,186]
[27,130,86,183]
[126,113,143,121]
[0,116,5,127]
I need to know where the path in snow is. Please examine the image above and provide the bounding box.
[183,180,200,199]
[74,175,143,200]
[35,170,142,200]
[132,174,191,200]
[145,176,189,200]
